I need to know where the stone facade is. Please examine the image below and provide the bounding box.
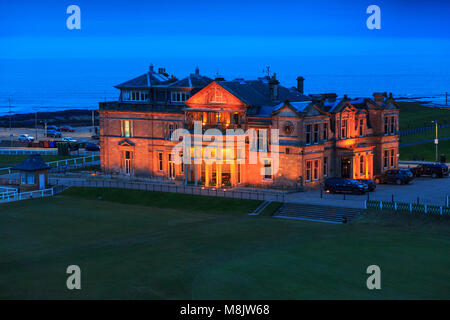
[99,66,400,189]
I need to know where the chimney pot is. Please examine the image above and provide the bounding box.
[296,76,305,94]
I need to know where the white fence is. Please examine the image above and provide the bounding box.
[0,154,100,175]
[0,188,54,203]
[0,187,18,200]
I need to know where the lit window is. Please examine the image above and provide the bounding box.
[121,120,133,137]
[314,160,319,180]
[264,159,272,180]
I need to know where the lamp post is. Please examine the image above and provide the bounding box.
[432,120,438,162]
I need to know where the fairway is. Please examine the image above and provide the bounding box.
[0,188,449,299]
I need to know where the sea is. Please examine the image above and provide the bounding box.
[1,57,450,116]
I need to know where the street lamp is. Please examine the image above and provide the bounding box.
[431,120,438,162]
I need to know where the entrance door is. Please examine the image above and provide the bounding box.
[125,151,132,175]
[168,154,175,179]
[341,158,351,178]
[39,173,45,189]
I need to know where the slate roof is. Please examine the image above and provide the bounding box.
[218,79,310,108]
[168,74,213,88]
[12,155,49,172]
[115,71,171,89]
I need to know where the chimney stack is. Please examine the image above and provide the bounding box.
[269,73,280,101]
[149,64,154,72]
[158,67,166,74]
[296,76,305,94]
[195,66,200,76]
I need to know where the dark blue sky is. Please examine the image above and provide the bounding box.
[1,0,450,59]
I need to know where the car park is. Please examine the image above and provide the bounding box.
[46,130,62,138]
[47,125,59,131]
[60,125,75,132]
[85,143,100,151]
[374,169,414,185]
[323,178,369,195]
[409,163,449,178]
[17,134,35,142]
[62,137,77,143]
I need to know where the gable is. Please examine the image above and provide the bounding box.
[272,105,300,118]
[118,139,135,147]
[185,82,246,108]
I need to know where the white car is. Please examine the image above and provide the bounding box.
[62,137,77,143]
[18,134,35,142]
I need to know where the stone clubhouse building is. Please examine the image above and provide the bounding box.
[99,65,399,189]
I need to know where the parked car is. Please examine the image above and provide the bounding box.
[409,163,449,178]
[46,130,62,138]
[18,134,35,142]
[323,178,369,195]
[60,125,75,132]
[62,137,77,143]
[357,179,376,191]
[91,134,100,140]
[374,169,414,185]
[47,125,59,131]
[85,143,100,151]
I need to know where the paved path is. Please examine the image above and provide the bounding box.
[286,176,450,208]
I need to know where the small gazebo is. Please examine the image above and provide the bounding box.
[12,154,50,191]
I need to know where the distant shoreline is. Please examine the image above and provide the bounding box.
[0,109,99,128]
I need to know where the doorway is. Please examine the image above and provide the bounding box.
[341,158,351,178]
[39,173,45,190]
[125,151,132,175]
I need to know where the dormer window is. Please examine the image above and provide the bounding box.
[171,91,189,102]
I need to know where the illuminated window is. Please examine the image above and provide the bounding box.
[314,160,319,180]
[121,120,133,137]
[264,159,272,180]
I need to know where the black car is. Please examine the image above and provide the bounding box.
[46,129,62,138]
[409,163,449,178]
[85,143,100,151]
[374,169,414,185]
[323,178,369,195]
[357,179,376,191]
[47,125,59,131]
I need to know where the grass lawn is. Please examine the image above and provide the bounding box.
[0,187,449,299]
[400,139,450,161]
[0,154,78,168]
[398,101,450,130]
[400,126,450,144]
